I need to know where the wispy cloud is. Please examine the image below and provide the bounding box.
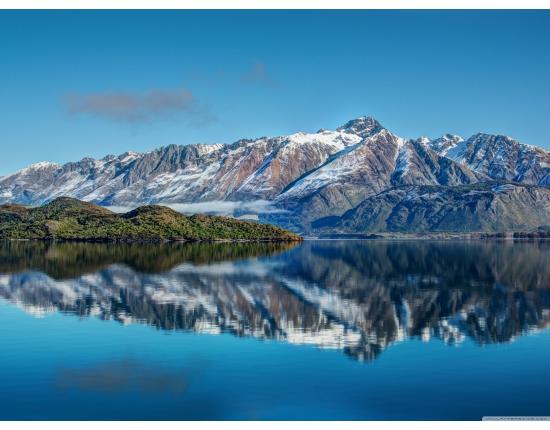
[167,200,286,216]
[107,200,286,217]
[241,61,278,87]
[63,88,213,124]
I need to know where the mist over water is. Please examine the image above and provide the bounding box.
[0,240,549,419]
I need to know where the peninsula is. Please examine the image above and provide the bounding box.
[0,197,302,243]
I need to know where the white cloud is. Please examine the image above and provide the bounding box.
[105,200,286,217]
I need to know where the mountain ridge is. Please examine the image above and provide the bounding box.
[312,182,550,234]
[1,116,548,234]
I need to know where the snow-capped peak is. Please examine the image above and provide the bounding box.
[195,143,225,155]
[5,161,60,178]
[285,130,362,148]
[416,136,431,146]
[336,116,384,136]
[27,161,60,170]
[427,134,464,156]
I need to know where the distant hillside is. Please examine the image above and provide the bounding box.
[312,182,550,234]
[0,197,302,242]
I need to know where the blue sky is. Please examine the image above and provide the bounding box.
[1,10,549,175]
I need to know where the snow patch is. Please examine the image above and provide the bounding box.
[394,142,411,177]
[492,184,516,193]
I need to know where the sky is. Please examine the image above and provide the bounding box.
[0,10,549,176]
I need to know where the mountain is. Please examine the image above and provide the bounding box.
[268,129,488,231]
[426,133,550,186]
[313,183,550,234]
[0,197,301,242]
[1,116,548,233]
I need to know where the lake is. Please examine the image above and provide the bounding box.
[0,239,549,420]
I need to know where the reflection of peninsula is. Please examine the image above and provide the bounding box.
[1,240,549,361]
[0,241,297,279]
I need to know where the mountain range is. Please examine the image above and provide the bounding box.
[1,116,549,234]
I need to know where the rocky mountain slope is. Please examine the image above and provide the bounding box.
[312,183,550,234]
[426,133,550,186]
[1,116,548,233]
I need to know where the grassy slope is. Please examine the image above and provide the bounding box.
[0,197,302,242]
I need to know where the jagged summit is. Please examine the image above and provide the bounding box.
[28,161,60,169]
[336,116,384,136]
[424,133,464,156]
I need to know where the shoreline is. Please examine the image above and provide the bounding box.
[3,235,548,243]
[311,232,550,241]
[2,237,304,244]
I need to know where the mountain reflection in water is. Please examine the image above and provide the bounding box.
[0,240,549,361]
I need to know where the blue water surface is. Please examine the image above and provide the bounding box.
[0,240,548,420]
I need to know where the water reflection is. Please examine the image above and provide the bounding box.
[57,359,190,394]
[0,240,549,361]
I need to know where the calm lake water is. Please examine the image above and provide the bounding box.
[0,239,549,420]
